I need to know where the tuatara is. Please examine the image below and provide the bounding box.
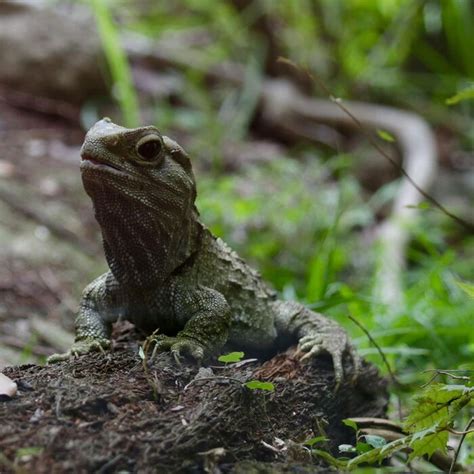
[49,118,359,383]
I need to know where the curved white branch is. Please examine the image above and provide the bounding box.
[261,80,438,308]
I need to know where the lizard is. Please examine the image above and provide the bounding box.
[48,118,359,384]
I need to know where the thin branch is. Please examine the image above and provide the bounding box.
[421,369,471,387]
[348,315,398,385]
[447,427,474,436]
[278,57,474,233]
[449,417,474,474]
[183,376,243,391]
[348,314,402,421]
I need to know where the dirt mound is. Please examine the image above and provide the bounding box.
[1,345,387,472]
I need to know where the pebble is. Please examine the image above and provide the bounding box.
[0,373,17,398]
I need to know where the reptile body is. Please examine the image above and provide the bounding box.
[49,119,358,383]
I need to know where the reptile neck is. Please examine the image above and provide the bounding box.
[91,187,201,289]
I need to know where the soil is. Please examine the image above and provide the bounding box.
[1,342,387,473]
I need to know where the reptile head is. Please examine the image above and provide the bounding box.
[80,118,200,287]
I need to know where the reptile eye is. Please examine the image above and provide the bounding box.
[136,135,162,162]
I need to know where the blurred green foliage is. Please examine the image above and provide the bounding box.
[93,0,473,138]
[198,156,373,296]
[89,0,140,126]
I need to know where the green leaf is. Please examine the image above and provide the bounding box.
[138,346,145,360]
[355,442,373,454]
[304,436,329,447]
[362,434,387,449]
[455,280,474,298]
[402,383,474,460]
[347,436,409,468]
[218,351,245,363]
[408,425,448,461]
[377,129,396,142]
[244,380,275,391]
[446,86,474,105]
[403,383,463,434]
[342,418,358,432]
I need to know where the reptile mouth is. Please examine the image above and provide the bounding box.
[81,154,125,175]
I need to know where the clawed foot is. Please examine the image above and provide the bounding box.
[150,335,205,364]
[47,337,110,364]
[298,325,360,389]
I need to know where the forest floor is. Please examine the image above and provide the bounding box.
[1,337,387,472]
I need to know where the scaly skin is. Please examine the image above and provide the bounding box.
[48,118,359,384]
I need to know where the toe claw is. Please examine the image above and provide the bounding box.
[297,325,361,388]
[171,349,183,365]
[330,351,344,390]
[149,335,206,363]
[300,345,322,360]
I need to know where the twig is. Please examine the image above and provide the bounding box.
[447,427,474,436]
[140,330,161,400]
[348,314,402,421]
[421,369,471,387]
[348,315,398,385]
[350,417,404,432]
[209,358,258,369]
[424,369,474,372]
[449,417,474,474]
[96,455,124,474]
[183,376,243,391]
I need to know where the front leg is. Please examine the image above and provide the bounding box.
[48,273,118,363]
[152,285,231,362]
[273,300,360,386]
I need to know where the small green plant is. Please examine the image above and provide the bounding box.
[310,374,474,471]
[218,351,245,363]
[244,380,275,392]
[217,351,275,391]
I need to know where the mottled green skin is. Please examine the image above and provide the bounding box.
[49,119,358,383]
